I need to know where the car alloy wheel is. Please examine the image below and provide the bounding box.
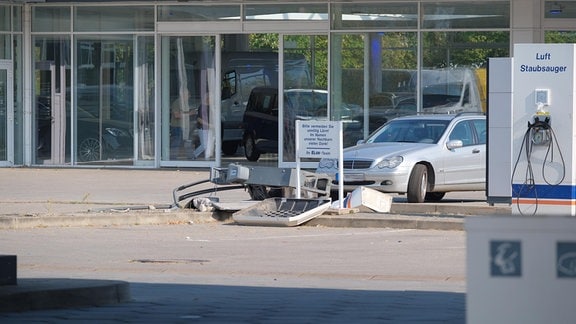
[78,137,102,162]
[407,164,428,203]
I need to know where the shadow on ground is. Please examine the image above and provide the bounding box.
[1,281,465,323]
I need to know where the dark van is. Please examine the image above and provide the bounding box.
[242,87,361,161]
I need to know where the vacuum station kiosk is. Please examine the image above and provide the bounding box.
[467,44,576,324]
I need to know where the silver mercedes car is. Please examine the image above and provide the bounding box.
[316,113,486,203]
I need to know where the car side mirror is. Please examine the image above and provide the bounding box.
[446,139,463,150]
[356,139,366,145]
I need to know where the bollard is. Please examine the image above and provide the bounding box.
[0,255,17,286]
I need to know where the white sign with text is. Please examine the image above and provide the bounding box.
[296,120,342,159]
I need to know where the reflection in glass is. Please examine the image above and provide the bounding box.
[422,2,509,29]
[32,6,70,32]
[12,5,21,32]
[544,1,576,18]
[422,31,509,113]
[0,5,9,31]
[283,35,327,163]
[13,34,23,165]
[332,34,364,144]
[332,2,417,29]
[334,32,418,143]
[135,36,155,162]
[546,31,576,43]
[158,5,240,21]
[161,36,216,162]
[74,6,154,32]
[245,4,327,21]
[0,69,6,160]
[75,37,134,164]
[33,36,71,165]
[0,34,9,60]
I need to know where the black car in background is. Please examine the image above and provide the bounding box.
[242,87,362,161]
[36,93,133,162]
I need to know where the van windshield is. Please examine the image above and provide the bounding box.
[285,90,327,117]
[381,69,469,92]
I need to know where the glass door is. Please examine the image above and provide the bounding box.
[35,61,67,164]
[0,60,13,165]
[280,34,328,167]
[134,36,155,165]
[33,37,70,165]
[75,37,135,165]
[160,35,216,165]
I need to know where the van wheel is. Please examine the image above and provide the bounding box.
[247,185,268,200]
[244,135,260,161]
[247,185,283,200]
[425,192,445,201]
[222,141,239,156]
[407,164,427,203]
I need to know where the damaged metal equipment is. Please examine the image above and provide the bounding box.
[172,163,332,209]
[232,198,332,227]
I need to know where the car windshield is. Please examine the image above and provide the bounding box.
[366,119,450,144]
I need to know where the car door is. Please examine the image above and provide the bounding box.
[244,88,278,145]
[442,119,486,187]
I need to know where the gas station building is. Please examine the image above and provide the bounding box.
[0,0,573,169]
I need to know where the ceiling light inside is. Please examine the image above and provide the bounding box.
[549,2,564,15]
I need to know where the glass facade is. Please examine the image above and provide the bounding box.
[33,36,71,165]
[331,2,418,29]
[545,31,576,43]
[544,1,576,18]
[421,2,510,29]
[1,4,21,166]
[245,3,328,21]
[0,1,568,169]
[332,32,419,142]
[75,36,135,164]
[135,35,155,163]
[74,6,154,32]
[0,68,6,161]
[158,5,241,22]
[12,32,22,165]
[32,6,71,32]
[161,36,216,162]
[282,34,328,162]
[28,5,156,167]
[0,5,9,32]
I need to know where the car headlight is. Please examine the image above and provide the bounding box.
[375,156,403,169]
[318,158,338,169]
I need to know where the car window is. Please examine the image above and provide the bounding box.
[449,121,473,146]
[286,91,328,117]
[368,119,449,144]
[262,95,272,113]
[472,119,486,144]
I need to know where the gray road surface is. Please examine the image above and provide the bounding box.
[0,223,465,323]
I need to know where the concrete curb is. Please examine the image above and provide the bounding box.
[0,210,222,230]
[0,203,511,231]
[309,214,465,231]
[0,278,130,313]
[389,204,510,216]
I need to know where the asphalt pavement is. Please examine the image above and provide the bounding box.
[2,223,467,322]
[0,167,510,318]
